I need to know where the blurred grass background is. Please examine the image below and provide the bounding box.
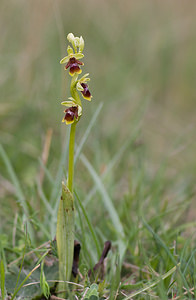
[0,0,196,235]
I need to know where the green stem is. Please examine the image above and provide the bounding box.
[67,73,81,193]
[67,122,76,193]
[70,74,82,107]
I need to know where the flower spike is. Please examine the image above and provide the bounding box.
[60,33,92,125]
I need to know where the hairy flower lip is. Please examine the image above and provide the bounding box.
[65,57,84,76]
[62,105,82,125]
[81,83,92,100]
[63,106,79,124]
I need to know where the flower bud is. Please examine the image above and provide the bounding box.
[79,36,84,53]
[67,33,75,43]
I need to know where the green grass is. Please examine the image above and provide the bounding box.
[0,0,196,299]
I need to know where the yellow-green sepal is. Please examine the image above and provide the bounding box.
[76,82,83,91]
[60,55,70,64]
[80,73,90,81]
[74,53,84,60]
[61,98,76,107]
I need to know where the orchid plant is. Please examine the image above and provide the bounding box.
[56,33,92,295]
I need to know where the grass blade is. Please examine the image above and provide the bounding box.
[75,102,103,162]
[142,219,190,292]
[38,158,54,184]
[124,264,180,299]
[13,238,27,295]
[10,264,40,300]
[80,153,126,263]
[75,190,101,258]
[0,260,5,300]
[84,125,140,206]
[0,144,34,242]
[183,248,196,276]
[40,261,50,299]
[50,133,70,205]
[0,144,28,215]
[36,180,54,216]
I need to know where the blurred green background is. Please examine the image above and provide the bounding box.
[1,0,196,231]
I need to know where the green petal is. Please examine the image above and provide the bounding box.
[75,37,80,47]
[79,36,84,53]
[68,97,77,102]
[75,53,84,60]
[76,82,83,91]
[78,105,82,116]
[67,45,73,55]
[80,73,90,82]
[60,56,70,64]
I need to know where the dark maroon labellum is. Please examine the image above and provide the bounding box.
[64,106,78,123]
[81,83,91,100]
[65,57,83,75]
